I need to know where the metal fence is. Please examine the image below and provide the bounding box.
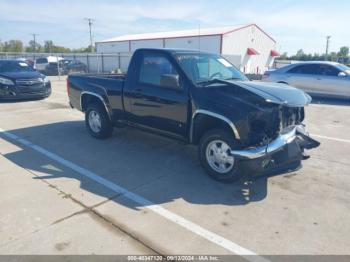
[0,51,265,80]
[0,52,133,74]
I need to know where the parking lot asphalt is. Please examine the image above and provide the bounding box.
[0,76,350,258]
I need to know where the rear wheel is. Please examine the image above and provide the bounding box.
[199,129,242,183]
[85,103,113,139]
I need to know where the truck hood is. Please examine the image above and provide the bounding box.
[222,80,312,107]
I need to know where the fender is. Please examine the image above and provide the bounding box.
[190,109,241,142]
[80,91,112,120]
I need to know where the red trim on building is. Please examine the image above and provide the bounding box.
[247,48,259,55]
[270,50,280,56]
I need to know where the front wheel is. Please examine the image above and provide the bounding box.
[199,129,242,183]
[85,103,113,139]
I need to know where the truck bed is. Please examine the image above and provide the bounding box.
[68,73,126,116]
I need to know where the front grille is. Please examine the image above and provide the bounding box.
[248,106,304,147]
[16,78,45,94]
[279,107,304,131]
[16,78,44,86]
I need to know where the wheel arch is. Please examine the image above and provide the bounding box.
[190,110,240,144]
[80,92,112,120]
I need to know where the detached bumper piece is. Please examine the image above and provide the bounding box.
[231,125,320,175]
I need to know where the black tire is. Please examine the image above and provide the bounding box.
[199,129,242,183]
[85,103,113,139]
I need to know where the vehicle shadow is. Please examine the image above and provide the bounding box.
[0,121,298,209]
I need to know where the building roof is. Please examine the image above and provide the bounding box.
[97,24,275,43]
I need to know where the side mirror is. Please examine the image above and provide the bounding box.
[160,74,180,89]
[338,71,347,77]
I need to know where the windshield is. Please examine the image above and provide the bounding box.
[0,60,35,73]
[337,63,350,75]
[174,53,247,85]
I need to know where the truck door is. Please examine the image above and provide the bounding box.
[125,52,189,138]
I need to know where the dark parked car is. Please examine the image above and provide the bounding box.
[67,48,319,182]
[0,60,51,100]
[35,56,63,75]
[44,62,64,76]
[60,59,87,74]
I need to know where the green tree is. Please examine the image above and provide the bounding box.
[338,46,349,58]
[296,49,305,58]
[71,45,95,53]
[329,52,338,61]
[279,52,288,60]
[3,40,24,52]
[52,45,71,53]
[43,40,72,53]
[277,47,350,62]
[26,40,42,52]
[44,40,54,53]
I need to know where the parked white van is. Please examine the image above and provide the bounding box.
[35,56,63,72]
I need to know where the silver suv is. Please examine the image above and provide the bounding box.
[263,61,350,99]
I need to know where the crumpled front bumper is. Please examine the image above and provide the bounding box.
[231,125,320,160]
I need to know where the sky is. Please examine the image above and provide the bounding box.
[0,0,349,55]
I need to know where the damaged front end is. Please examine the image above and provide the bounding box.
[232,102,320,174]
[195,78,320,175]
[231,124,319,160]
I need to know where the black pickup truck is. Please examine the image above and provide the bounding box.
[68,48,319,182]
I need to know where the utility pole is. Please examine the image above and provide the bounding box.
[84,18,94,53]
[325,35,331,60]
[31,34,38,53]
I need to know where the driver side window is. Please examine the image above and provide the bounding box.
[139,54,181,90]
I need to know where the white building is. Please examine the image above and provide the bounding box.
[96,24,280,74]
